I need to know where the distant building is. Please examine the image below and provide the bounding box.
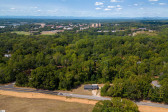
[139,28,147,30]
[12,23,20,27]
[99,23,101,27]
[0,26,5,28]
[90,23,101,28]
[4,54,11,58]
[40,23,46,28]
[63,27,73,30]
[97,31,102,33]
[84,84,99,90]
[80,26,89,30]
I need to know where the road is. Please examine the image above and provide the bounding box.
[0,83,168,109]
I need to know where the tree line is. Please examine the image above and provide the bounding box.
[0,27,168,103]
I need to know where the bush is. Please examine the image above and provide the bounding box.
[92,97,139,112]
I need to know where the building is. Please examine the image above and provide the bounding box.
[90,23,101,28]
[0,26,5,28]
[4,54,11,58]
[84,84,99,90]
[41,23,46,28]
[99,23,101,27]
[139,28,147,30]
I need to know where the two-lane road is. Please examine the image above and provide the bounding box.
[0,83,168,109]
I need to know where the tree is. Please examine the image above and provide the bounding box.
[29,65,59,90]
[16,72,28,87]
[92,97,139,112]
[101,83,110,96]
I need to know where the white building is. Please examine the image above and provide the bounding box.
[0,26,5,28]
[4,54,11,58]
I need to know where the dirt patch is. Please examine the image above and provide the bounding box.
[0,90,168,112]
[0,90,97,105]
[138,105,168,112]
[0,95,94,112]
[92,90,100,97]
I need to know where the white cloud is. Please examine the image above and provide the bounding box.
[149,0,158,1]
[95,7,101,10]
[117,7,122,10]
[140,8,144,10]
[37,10,41,12]
[116,5,121,7]
[159,3,166,5]
[134,4,138,6]
[104,8,111,11]
[107,6,115,8]
[95,2,104,6]
[10,8,15,10]
[110,0,123,2]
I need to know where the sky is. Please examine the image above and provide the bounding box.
[0,0,168,17]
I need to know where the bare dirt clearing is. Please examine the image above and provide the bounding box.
[0,90,168,112]
[0,95,94,112]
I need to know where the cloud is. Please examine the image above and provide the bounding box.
[104,8,111,11]
[95,7,101,10]
[10,8,15,10]
[116,5,121,7]
[107,6,115,8]
[134,4,138,6]
[110,0,123,2]
[149,0,158,1]
[159,3,166,5]
[95,2,104,6]
[117,7,122,10]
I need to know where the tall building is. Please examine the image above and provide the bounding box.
[90,23,101,28]
[99,23,101,27]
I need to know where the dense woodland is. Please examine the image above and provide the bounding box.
[0,20,168,104]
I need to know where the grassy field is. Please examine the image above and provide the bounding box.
[12,31,31,35]
[0,95,94,112]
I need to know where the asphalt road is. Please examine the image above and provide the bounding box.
[0,83,168,109]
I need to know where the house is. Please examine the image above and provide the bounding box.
[90,23,101,28]
[4,54,11,58]
[84,84,99,90]
[139,28,147,30]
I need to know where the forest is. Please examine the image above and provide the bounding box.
[0,20,168,104]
